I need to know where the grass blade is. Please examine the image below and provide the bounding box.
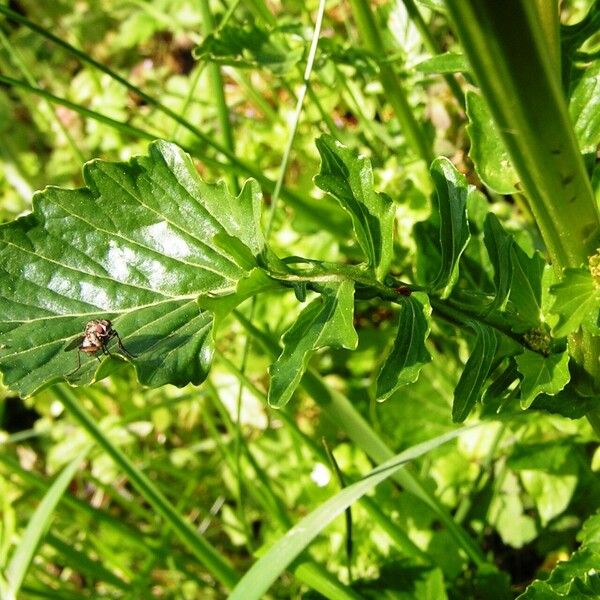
[52,385,239,590]
[229,423,480,600]
[3,446,91,600]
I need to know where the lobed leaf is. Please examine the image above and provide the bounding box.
[466,91,519,194]
[429,158,471,298]
[314,135,395,281]
[516,349,571,409]
[530,387,598,419]
[549,268,600,337]
[482,358,519,411]
[479,211,546,332]
[376,292,432,402]
[413,220,442,287]
[268,280,358,407]
[0,141,264,396]
[452,322,499,423]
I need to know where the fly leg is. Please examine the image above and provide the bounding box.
[67,350,83,376]
[114,331,136,358]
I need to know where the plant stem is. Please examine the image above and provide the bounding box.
[531,0,561,81]
[349,0,433,164]
[445,0,600,415]
[445,0,600,270]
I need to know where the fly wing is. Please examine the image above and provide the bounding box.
[64,336,84,351]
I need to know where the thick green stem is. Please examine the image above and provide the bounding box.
[531,0,561,81]
[445,0,600,269]
[445,0,600,412]
[349,0,434,164]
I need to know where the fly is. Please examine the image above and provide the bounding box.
[66,319,135,375]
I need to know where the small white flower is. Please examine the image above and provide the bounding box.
[310,463,331,487]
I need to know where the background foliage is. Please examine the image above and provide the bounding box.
[0,0,599,598]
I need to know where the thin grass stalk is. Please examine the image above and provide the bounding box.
[199,0,239,194]
[51,385,240,590]
[0,4,335,231]
[0,29,85,164]
[204,384,362,599]
[234,310,489,567]
[3,447,91,600]
[0,453,154,551]
[215,348,433,562]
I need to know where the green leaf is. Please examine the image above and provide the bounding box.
[376,293,432,402]
[569,59,600,154]
[268,280,358,407]
[483,214,514,311]
[430,158,471,298]
[314,135,395,281]
[481,359,519,415]
[517,511,600,599]
[530,387,598,419]
[466,91,519,195]
[579,510,600,548]
[351,560,448,599]
[413,220,441,287]
[193,22,304,74]
[228,424,479,600]
[516,349,571,409]
[452,323,499,423]
[549,268,600,337]
[507,244,546,332]
[0,141,264,396]
[415,52,469,74]
[508,442,578,526]
[198,268,278,325]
